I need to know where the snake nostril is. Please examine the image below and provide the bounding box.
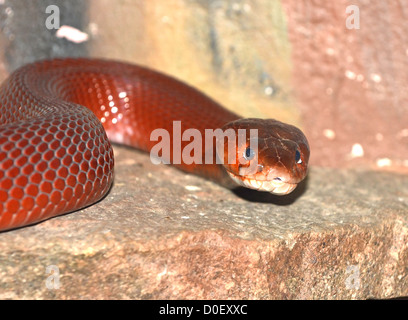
[257,164,264,173]
[274,177,282,181]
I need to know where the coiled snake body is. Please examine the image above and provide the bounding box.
[0,58,309,231]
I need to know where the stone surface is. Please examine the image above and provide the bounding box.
[0,145,407,299]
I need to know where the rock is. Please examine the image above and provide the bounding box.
[0,145,407,299]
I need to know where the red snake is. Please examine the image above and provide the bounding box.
[0,58,310,231]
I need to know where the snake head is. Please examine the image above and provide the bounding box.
[216,118,310,195]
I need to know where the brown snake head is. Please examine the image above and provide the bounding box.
[216,118,310,195]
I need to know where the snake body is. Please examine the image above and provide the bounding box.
[0,58,309,231]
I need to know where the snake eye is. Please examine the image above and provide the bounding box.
[295,150,302,164]
[243,146,256,161]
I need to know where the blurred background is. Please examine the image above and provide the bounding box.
[1,0,407,174]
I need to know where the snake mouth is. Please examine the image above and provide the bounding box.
[227,171,297,195]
